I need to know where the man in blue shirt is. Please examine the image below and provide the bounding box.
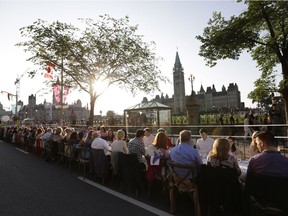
[170,130,203,178]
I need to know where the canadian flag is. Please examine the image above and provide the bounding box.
[7,93,14,101]
[46,62,55,73]
[44,62,55,79]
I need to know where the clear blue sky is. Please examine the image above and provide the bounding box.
[0,1,266,115]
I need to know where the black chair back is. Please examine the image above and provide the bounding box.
[245,173,288,215]
[198,164,242,216]
[91,149,109,179]
[117,153,145,196]
[111,151,124,175]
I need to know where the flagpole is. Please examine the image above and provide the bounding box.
[60,56,64,125]
[15,93,18,116]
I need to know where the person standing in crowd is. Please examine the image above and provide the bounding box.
[247,131,288,177]
[170,130,202,178]
[243,113,253,139]
[218,114,224,126]
[252,113,260,131]
[229,113,237,136]
[143,128,155,148]
[195,128,214,159]
[269,103,283,136]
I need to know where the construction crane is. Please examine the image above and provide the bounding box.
[14,68,29,116]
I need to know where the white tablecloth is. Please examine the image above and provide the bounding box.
[239,160,249,182]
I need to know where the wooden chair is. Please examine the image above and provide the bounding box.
[198,164,242,216]
[245,173,288,216]
[167,161,201,216]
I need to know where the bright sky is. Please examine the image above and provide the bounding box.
[0,0,267,115]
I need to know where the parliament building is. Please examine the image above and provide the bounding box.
[143,52,244,115]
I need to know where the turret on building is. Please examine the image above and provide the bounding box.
[143,51,244,115]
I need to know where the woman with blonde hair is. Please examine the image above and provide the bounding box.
[207,138,241,176]
[111,130,128,154]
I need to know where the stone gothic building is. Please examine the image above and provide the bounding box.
[18,92,89,124]
[143,51,244,115]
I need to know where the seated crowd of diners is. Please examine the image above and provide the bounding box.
[0,125,287,215]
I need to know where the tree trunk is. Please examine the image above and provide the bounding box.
[88,94,96,126]
[281,59,288,125]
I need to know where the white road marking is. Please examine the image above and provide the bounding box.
[15,148,29,154]
[78,177,173,216]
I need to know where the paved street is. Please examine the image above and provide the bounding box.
[0,141,193,216]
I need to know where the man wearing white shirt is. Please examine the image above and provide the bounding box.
[195,128,214,158]
[91,131,111,156]
[143,128,155,148]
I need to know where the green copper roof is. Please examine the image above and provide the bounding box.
[125,101,171,111]
[174,51,182,67]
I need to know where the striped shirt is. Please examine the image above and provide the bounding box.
[128,137,145,163]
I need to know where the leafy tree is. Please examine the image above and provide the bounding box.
[248,72,275,109]
[196,1,288,123]
[106,110,115,125]
[17,15,167,125]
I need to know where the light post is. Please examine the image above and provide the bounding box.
[100,110,102,125]
[188,74,195,95]
[35,109,38,122]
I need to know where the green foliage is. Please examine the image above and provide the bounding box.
[16,15,168,125]
[248,72,275,108]
[106,110,115,117]
[196,1,288,123]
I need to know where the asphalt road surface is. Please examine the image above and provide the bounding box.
[0,141,193,216]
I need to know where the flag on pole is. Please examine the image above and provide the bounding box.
[46,62,55,73]
[44,73,53,79]
[44,62,55,79]
[7,93,14,101]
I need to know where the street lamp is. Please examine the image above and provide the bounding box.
[100,110,102,125]
[188,74,195,95]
